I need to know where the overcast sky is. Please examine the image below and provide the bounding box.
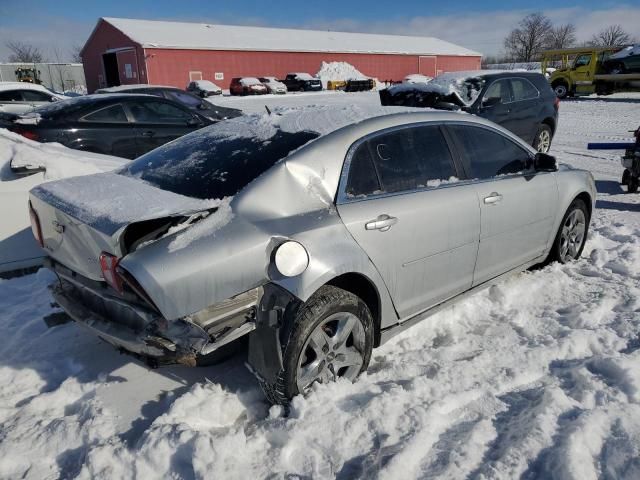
[0,0,638,61]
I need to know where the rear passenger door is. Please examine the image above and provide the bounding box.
[509,78,541,144]
[125,99,199,155]
[447,124,558,285]
[78,103,138,158]
[337,124,480,319]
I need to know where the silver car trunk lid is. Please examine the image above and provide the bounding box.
[29,172,219,280]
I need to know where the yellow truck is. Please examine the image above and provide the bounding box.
[542,46,640,98]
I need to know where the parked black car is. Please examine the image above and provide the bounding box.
[9,94,214,159]
[282,73,322,92]
[379,71,559,152]
[96,85,242,122]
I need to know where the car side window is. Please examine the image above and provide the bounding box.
[449,125,531,179]
[345,143,381,198]
[128,100,192,124]
[347,125,456,196]
[574,54,592,68]
[82,104,129,123]
[21,90,52,102]
[0,90,23,102]
[483,79,513,104]
[511,78,539,101]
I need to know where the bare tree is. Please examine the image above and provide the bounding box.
[69,44,83,63]
[6,41,45,63]
[546,24,577,50]
[504,13,554,62]
[590,25,634,46]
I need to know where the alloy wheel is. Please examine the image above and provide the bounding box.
[559,209,586,262]
[296,312,366,393]
[537,129,552,153]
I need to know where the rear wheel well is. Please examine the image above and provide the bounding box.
[542,117,556,134]
[326,273,382,347]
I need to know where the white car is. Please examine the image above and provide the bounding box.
[0,129,126,275]
[186,80,223,97]
[403,74,433,84]
[258,76,287,94]
[0,82,67,115]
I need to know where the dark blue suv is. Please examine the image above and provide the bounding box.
[380,71,559,153]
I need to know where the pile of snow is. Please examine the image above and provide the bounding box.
[610,44,640,60]
[0,129,125,181]
[64,85,88,96]
[316,61,369,88]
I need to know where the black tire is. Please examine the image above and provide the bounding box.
[553,81,569,99]
[622,168,631,185]
[258,285,374,406]
[629,176,639,194]
[533,124,553,153]
[547,198,589,264]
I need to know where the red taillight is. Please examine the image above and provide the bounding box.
[554,97,560,110]
[19,130,39,141]
[99,252,123,293]
[29,202,44,248]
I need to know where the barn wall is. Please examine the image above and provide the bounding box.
[81,20,148,92]
[144,49,482,88]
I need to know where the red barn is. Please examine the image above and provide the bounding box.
[80,17,482,93]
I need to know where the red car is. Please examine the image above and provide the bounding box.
[230,77,268,96]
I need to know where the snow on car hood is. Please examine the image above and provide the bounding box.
[31,172,222,236]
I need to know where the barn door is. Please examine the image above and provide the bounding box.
[418,56,437,77]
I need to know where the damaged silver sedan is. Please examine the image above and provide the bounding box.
[28,106,596,404]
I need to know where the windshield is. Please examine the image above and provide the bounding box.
[120,127,320,199]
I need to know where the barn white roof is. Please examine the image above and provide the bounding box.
[101,17,480,57]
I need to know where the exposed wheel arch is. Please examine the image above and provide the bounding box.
[542,117,556,135]
[574,191,593,221]
[326,272,382,347]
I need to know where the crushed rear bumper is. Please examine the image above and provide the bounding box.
[47,259,260,367]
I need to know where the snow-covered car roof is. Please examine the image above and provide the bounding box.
[403,74,432,84]
[259,77,282,83]
[291,73,316,80]
[0,82,67,99]
[239,78,263,86]
[96,84,176,92]
[609,44,640,60]
[192,80,221,90]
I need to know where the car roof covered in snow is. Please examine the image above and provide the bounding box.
[96,84,178,93]
[98,17,481,57]
[0,82,68,98]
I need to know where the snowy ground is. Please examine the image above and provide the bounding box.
[1,93,639,479]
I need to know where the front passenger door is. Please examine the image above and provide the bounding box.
[337,125,480,319]
[448,124,558,285]
[477,79,516,135]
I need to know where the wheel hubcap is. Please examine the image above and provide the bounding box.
[559,209,586,262]
[537,130,551,153]
[555,85,566,97]
[296,312,366,393]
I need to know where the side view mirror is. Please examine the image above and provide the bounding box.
[187,116,203,127]
[50,97,59,102]
[534,152,557,171]
[482,96,501,108]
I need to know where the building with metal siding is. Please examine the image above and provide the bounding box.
[80,17,482,93]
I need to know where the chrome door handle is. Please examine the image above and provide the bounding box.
[484,192,503,205]
[365,214,398,231]
[141,131,155,137]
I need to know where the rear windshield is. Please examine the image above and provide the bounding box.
[31,95,98,117]
[120,128,320,199]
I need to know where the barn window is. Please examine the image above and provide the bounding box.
[189,71,203,81]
